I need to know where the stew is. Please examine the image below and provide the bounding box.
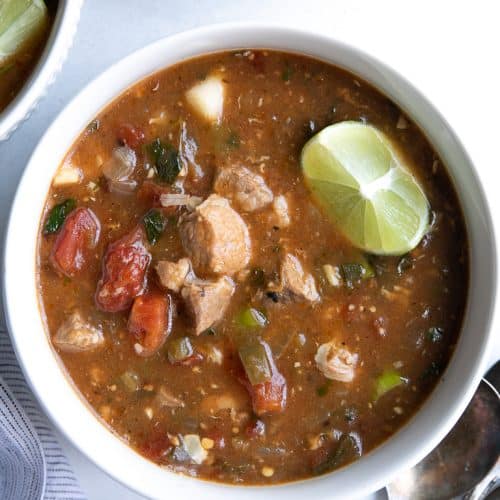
[37,49,468,484]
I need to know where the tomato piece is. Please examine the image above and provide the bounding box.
[238,341,287,416]
[140,433,172,462]
[117,123,145,149]
[250,370,287,416]
[95,227,151,312]
[50,207,100,277]
[128,292,172,356]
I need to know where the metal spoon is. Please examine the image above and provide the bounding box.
[386,361,500,500]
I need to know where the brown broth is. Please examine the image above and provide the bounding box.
[37,50,468,484]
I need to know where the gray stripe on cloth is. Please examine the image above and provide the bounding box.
[0,325,86,500]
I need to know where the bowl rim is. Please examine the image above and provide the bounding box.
[0,0,84,141]
[2,22,497,499]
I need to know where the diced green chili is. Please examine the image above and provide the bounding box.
[427,327,444,343]
[120,370,140,392]
[43,198,76,234]
[373,369,406,401]
[143,209,165,244]
[167,337,193,363]
[146,138,181,184]
[340,259,374,288]
[236,307,268,329]
[238,340,272,385]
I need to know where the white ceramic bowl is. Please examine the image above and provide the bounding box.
[0,0,83,141]
[3,24,497,499]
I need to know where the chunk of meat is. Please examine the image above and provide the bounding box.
[95,227,151,312]
[50,207,100,277]
[181,276,235,334]
[214,164,273,212]
[53,312,104,352]
[239,341,287,416]
[128,292,172,356]
[156,258,192,293]
[179,194,250,275]
[280,253,320,302]
[314,341,358,382]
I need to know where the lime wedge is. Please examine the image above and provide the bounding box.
[301,121,429,255]
[0,0,48,67]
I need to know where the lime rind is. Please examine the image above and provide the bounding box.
[301,121,430,255]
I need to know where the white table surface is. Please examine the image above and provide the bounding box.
[1,1,499,498]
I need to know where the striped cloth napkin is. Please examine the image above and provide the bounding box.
[0,325,86,500]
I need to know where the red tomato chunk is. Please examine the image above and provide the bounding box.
[50,207,100,277]
[117,123,145,149]
[128,292,172,356]
[95,227,151,312]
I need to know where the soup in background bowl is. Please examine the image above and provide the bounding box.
[0,0,83,140]
[3,25,496,500]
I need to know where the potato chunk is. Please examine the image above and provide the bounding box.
[53,312,104,352]
[52,162,82,186]
[185,76,224,123]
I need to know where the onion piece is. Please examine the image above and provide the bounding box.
[155,386,184,408]
[53,162,83,187]
[102,146,136,182]
[160,193,203,210]
[182,434,208,464]
[108,178,137,195]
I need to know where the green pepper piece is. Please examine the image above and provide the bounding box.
[236,307,268,329]
[167,337,193,363]
[373,369,406,401]
[238,340,272,385]
[143,209,165,244]
[43,198,76,234]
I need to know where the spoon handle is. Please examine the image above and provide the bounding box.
[465,460,499,499]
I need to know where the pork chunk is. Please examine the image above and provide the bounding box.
[156,257,192,293]
[214,164,273,212]
[179,194,250,275]
[315,341,358,382]
[181,276,235,334]
[53,312,104,352]
[281,253,320,302]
